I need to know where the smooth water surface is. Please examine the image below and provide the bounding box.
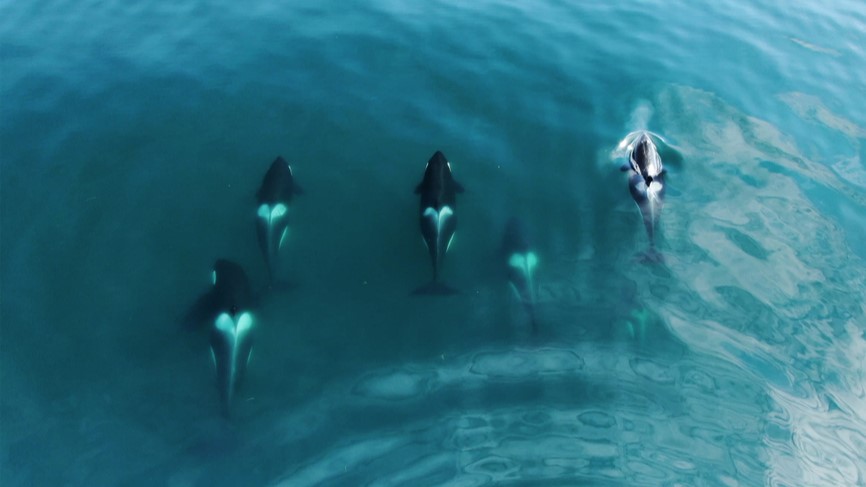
[2,1,866,485]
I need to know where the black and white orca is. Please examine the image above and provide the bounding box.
[256,156,303,284]
[413,150,464,295]
[501,217,539,333]
[618,131,667,251]
[203,259,255,417]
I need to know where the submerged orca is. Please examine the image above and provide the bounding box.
[501,217,539,333]
[619,131,667,252]
[198,259,255,417]
[256,156,303,284]
[413,150,464,295]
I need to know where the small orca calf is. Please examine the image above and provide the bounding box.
[501,217,539,333]
[618,131,668,256]
[197,259,255,417]
[413,150,464,295]
[256,156,303,285]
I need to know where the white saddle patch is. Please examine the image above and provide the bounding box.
[508,252,539,272]
[258,204,290,256]
[213,312,255,381]
[215,312,255,339]
[526,252,538,270]
[257,203,288,222]
[424,206,453,229]
[424,206,454,252]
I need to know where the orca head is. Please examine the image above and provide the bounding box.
[430,150,449,169]
[423,150,451,181]
[417,150,464,196]
[258,156,295,203]
[630,133,663,182]
[269,156,292,177]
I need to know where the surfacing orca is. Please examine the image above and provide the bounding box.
[501,217,539,333]
[618,131,668,257]
[205,259,255,417]
[256,156,303,285]
[413,150,464,295]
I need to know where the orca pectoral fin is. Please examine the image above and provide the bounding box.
[414,183,423,194]
[293,183,305,195]
[619,163,631,172]
[411,281,460,296]
[453,180,465,193]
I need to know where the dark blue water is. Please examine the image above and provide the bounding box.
[2,1,866,485]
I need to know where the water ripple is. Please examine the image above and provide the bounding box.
[246,345,770,486]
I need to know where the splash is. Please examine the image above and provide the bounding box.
[628,99,655,132]
[611,100,657,160]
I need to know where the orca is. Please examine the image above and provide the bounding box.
[256,156,303,284]
[196,259,255,417]
[501,217,539,333]
[619,131,667,254]
[413,150,464,295]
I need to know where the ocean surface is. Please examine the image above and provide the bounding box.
[2,1,866,485]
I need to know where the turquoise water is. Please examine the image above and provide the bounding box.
[2,0,866,485]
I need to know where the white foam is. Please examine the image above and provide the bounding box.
[469,349,585,378]
[276,438,404,487]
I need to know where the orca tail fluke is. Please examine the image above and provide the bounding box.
[412,281,460,296]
